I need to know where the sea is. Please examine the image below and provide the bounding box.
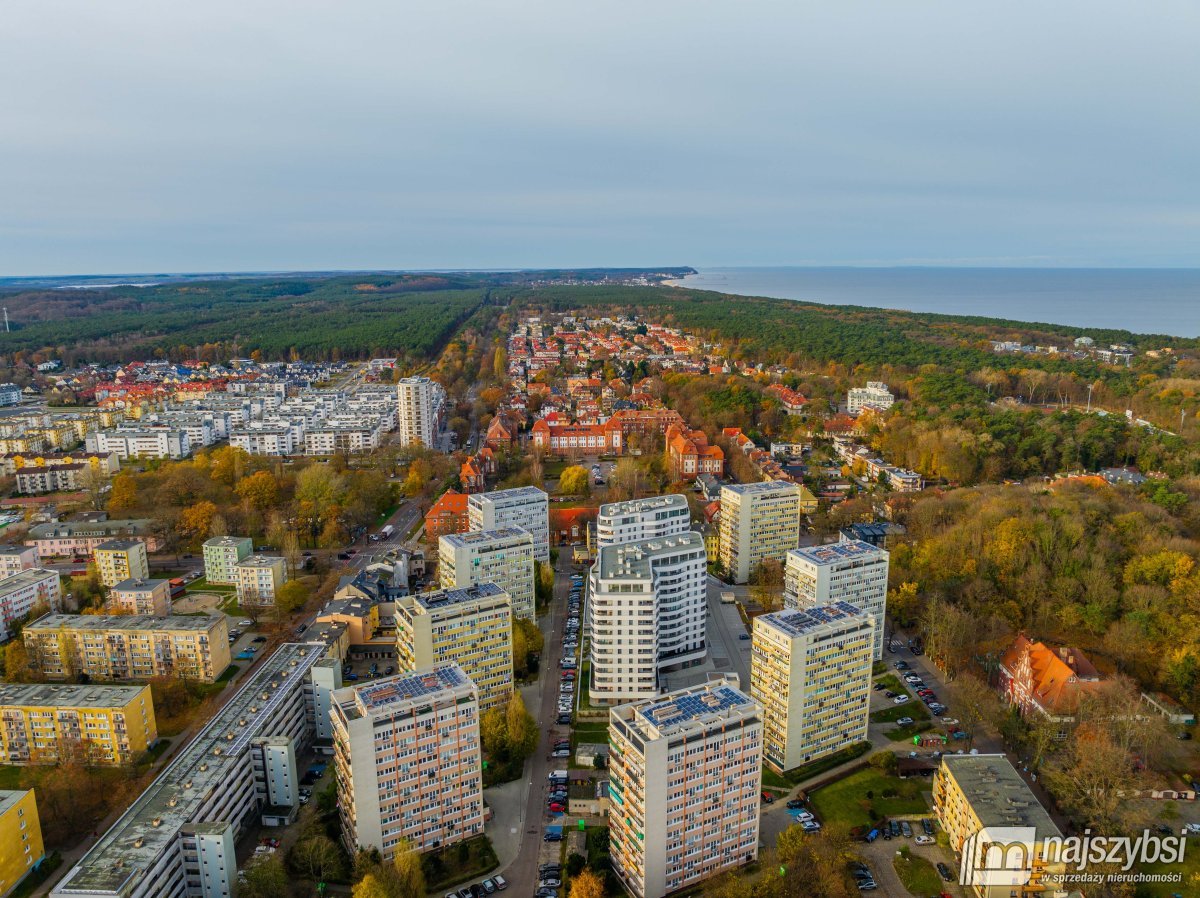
[663,267,1200,338]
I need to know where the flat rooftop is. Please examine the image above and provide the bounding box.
[0,790,31,815]
[0,682,149,710]
[95,539,144,552]
[598,493,688,518]
[0,544,33,555]
[413,582,506,612]
[440,527,532,548]
[941,754,1060,837]
[623,678,757,739]
[237,554,284,569]
[54,643,326,897]
[757,601,872,638]
[203,536,252,548]
[112,578,168,593]
[26,613,221,633]
[720,480,799,497]
[0,568,58,589]
[788,539,886,567]
[339,661,474,720]
[469,486,547,504]
[595,531,703,580]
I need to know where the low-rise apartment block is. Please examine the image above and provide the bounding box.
[85,427,191,460]
[0,790,44,898]
[784,540,889,659]
[0,683,158,766]
[202,535,254,585]
[439,528,536,621]
[50,643,340,898]
[24,518,160,560]
[235,555,287,605]
[468,486,550,563]
[750,602,874,773]
[595,494,691,548]
[0,546,37,579]
[934,754,1064,898]
[23,613,231,682]
[0,570,62,643]
[588,532,707,705]
[847,381,895,415]
[394,584,513,711]
[608,676,762,898]
[93,539,150,588]
[331,662,483,859]
[109,578,172,616]
[718,480,803,584]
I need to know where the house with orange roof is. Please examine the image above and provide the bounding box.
[484,415,515,451]
[998,634,1107,731]
[765,383,808,415]
[424,490,469,539]
[666,424,724,481]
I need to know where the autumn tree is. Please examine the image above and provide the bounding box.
[558,465,590,496]
[568,870,604,898]
[749,558,784,611]
[107,473,139,516]
[274,580,311,615]
[505,691,537,757]
[178,500,218,542]
[289,834,346,882]
[235,469,279,513]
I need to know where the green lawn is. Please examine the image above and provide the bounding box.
[871,701,931,725]
[892,850,942,895]
[774,741,872,786]
[421,835,498,890]
[885,721,933,742]
[0,766,22,789]
[874,673,905,692]
[809,767,929,829]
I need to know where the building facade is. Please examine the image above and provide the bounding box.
[783,540,889,659]
[0,790,44,898]
[396,376,443,448]
[24,519,160,560]
[595,494,691,549]
[424,490,469,540]
[438,528,536,621]
[93,540,150,588]
[750,603,874,773]
[847,382,895,415]
[234,556,288,606]
[607,677,761,898]
[0,546,37,580]
[0,683,158,766]
[588,532,707,705]
[109,579,172,616]
[331,663,483,860]
[718,481,803,585]
[468,487,549,564]
[0,570,62,643]
[23,613,231,683]
[394,584,514,710]
[202,536,254,585]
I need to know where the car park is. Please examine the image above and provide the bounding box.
[539,880,562,889]
[900,820,912,837]
[552,749,570,758]
[889,820,900,837]
[542,832,561,842]
[884,690,898,698]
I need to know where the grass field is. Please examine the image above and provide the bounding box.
[892,850,942,895]
[809,767,929,829]
[871,700,931,724]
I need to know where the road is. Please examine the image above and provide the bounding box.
[499,547,575,891]
[704,575,752,689]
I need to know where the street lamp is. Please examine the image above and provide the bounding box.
[1086,384,1094,414]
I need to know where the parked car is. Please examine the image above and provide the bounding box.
[551,749,570,758]
[900,820,912,837]
[915,835,935,845]
[543,832,561,842]
[884,691,898,699]
[786,799,805,809]
[921,818,934,835]
[895,717,914,726]
[940,717,959,726]
[936,862,954,882]
[760,791,775,803]
[801,821,821,832]
[492,875,508,891]
[893,695,911,704]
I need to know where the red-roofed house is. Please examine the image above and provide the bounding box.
[425,490,469,539]
[998,634,1106,731]
[666,424,724,481]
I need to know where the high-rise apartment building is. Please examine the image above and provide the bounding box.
[51,644,340,898]
[783,540,889,658]
[394,584,513,710]
[717,481,802,584]
[93,539,150,588]
[0,790,44,898]
[468,487,549,563]
[0,546,37,579]
[331,662,483,860]
[595,494,691,548]
[109,578,172,616]
[234,555,288,605]
[23,614,231,682]
[608,676,762,898]
[0,683,158,766]
[0,570,62,643]
[750,602,874,773]
[588,532,707,705]
[438,528,535,621]
[202,536,254,585]
[396,376,443,448]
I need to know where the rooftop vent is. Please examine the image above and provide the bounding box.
[151,817,162,828]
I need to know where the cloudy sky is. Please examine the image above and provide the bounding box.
[2,1,1197,274]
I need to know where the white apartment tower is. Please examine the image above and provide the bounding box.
[331,662,484,859]
[396,376,440,448]
[717,481,803,585]
[468,487,549,564]
[784,540,890,658]
[438,528,536,621]
[608,676,762,898]
[751,602,875,773]
[595,494,691,548]
[588,532,707,705]
[847,381,895,415]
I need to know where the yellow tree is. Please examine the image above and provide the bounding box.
[568,869,604,898]
[178,501,218,541]
[235,470,279,513]
[107,473,139,516]
[558,465,590,496]
[352,873,391,898]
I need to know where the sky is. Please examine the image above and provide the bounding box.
[2,1,1198,275]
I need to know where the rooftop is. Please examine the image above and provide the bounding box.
[339,661,475,719]
[756,601,873,638]
[940,754,1060,837]
[440,527,533,549]
[0,568,59,590]
[26,613,222,633]
[95,539,144,552]
[0,790,31,816]
[788,539,887,567]
[236,554,285,569]
[29,519,154,539]
[413,582,507,612]
[0,544,33,555]
[56,643,326,896]
[203,536,252,548]
[621,677,758,739]
[469,486,547,504]
[112,578,168,593]
[0,682,149,710]
[720,480,800,497]
[595,531,703,580]
[598,493,688,518]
